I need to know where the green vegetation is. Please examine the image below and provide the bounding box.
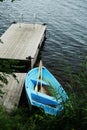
[0,58,87,130]
[0,0,87,128]
[0,60,18,98]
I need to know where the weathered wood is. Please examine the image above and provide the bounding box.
[0,23,46,67]
[0,23,46,112]
[0,73,26,112]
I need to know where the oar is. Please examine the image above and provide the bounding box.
[35,61,41,91]
[39,60,43,92]
[40,60,42,88]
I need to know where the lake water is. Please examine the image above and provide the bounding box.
[0,0,87,83]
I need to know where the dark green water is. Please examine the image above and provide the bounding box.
[0,0,87,80]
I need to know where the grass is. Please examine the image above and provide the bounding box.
[0,59,87,130]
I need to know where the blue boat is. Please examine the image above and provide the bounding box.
[25,61,68,116]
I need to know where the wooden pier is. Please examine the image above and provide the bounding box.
[0,23,46,112]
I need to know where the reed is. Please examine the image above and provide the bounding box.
[0,59,87,130]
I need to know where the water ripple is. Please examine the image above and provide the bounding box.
[0,0,87,80]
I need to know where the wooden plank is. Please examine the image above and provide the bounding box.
[0,73,26,112]
[0,23,46,60]
[0,23,46,112]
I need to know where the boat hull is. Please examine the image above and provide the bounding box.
[25,66,68,116]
